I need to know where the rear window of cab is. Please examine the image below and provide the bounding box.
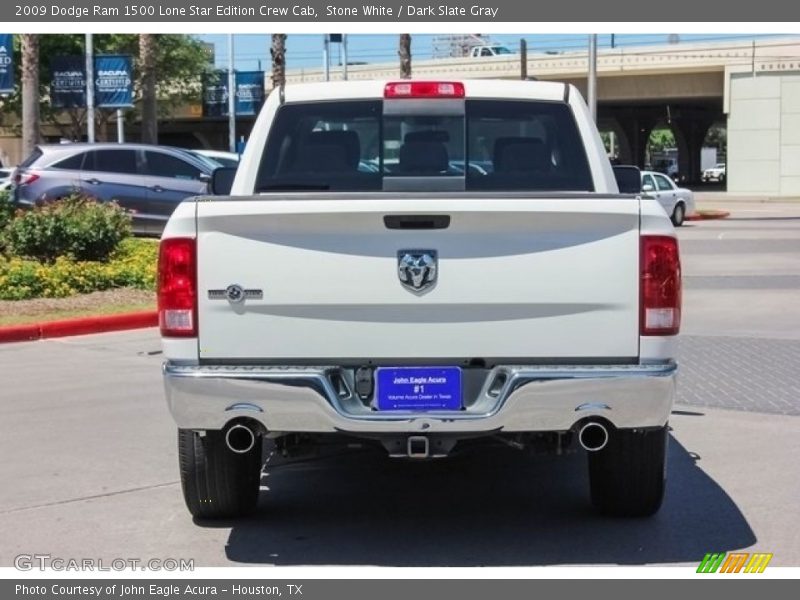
[256,100,593,193]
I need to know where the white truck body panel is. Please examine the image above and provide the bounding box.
[194,196,640,361]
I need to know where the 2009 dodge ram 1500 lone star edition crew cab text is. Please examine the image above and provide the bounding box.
[160,79,681,519]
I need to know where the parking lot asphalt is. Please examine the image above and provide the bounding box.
[1,201,798,568]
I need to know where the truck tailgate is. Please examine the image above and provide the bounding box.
[195,196,640,361]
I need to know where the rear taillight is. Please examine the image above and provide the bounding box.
[158,238,197,338]
[14,170,40,186]
[640,235,681,336]
[384,81,465,99]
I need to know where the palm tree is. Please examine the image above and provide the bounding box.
[399,34,412,79]
[139,34,158,144]
[270,34,287,90]
[21,34,40,156]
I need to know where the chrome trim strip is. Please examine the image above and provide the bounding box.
[163,362,676,433]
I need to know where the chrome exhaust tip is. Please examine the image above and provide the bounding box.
[225,423,256,454]
[578,422,609,452]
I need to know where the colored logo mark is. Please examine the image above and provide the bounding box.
[697,552,773,573]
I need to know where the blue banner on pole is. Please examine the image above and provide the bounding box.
[202,70,229,117]
[0,34,14,94]
[94,55,133,108]
[50,55,86,108]
[235,71,265,116]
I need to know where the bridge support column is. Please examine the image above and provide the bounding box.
[615,115,657,169]
[672,118,714,184]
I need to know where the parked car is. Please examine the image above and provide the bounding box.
[702,163,726,183]
[0,167,12,191]
[469,44,514,57]
[190,149,240,169]
[641,170,695,226]
[651,158,680,181]
[11,143,214,235]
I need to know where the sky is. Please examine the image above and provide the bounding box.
[198,33,787,72]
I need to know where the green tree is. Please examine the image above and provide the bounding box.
[647,128,676,153]
[0,34,212,142]
[704,125,726,150]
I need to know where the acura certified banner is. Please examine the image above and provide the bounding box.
[235,71,266,116]
[49,54,133,109]
[94,54,133,108]
[50,55,86,108]
[201,70,228,117]
[202,70,265,117]
[0,34,13,94]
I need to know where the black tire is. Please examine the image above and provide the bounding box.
[588,425,668,517]
[719,174,725,184]
[671,202,685,227]
[178,428,263,519]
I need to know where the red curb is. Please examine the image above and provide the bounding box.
[686,210,730,221]
[0,324,41,343]
[0,310,157,344]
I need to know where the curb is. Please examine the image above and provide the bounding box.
[686,210,730,222]
[694,194,800,203]
[0,311,158,344]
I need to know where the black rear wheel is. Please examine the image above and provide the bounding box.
[178,428,263,519]
[588,425,668,517]
[671,203,686,227]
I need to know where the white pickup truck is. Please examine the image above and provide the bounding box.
[159,79,681,520]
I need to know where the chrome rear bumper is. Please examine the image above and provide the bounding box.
[163,362,676,435]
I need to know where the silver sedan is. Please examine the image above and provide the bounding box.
[641,170,695,226]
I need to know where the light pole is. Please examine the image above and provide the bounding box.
[85,33,95,143]
[323,35,330,81]
[342,34,348,81]
[116,109,124,143]
[588,34,598,122]
[227,34,235,153]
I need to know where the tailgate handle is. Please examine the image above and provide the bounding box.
[384,215,450,230]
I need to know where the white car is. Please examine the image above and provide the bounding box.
[641,170,695,226]
[702,163,726,183]
[0,168,13,192]
[469,44,514,57]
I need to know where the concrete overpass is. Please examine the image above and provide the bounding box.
[283,37,800,194]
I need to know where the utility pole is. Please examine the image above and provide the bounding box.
[323,35,330,81]
[227,34,235,153]
[342,34,348,80]
[520,38,527,80]
[588,34,598,122]
[85,33,95,143]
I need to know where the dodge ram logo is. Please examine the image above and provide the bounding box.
[398,250,437,292]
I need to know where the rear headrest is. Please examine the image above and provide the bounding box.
[404,130,450,144]
[399,141,449,174]
[493,137,549,173]
[294,130,361,172]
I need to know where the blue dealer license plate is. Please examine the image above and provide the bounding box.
[375,367,462,411]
